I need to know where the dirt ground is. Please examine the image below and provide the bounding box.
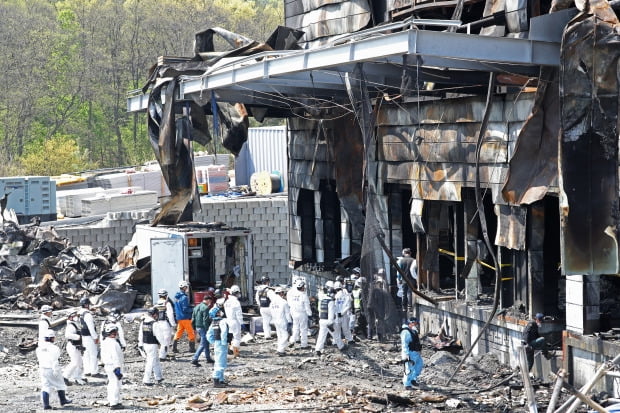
[0,311,579,412]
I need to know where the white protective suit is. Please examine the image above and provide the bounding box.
[138,314,163,385]
[36,340,67,393]
[101,335,124,407]
[334,288,354,343]
[268,290,292,353]
[78,308,99,375]
[63,318,84,383]
[255,284,273,339]
[154,297,176,359]
[38,314,52,343]
[287,287,312,348]
[223,294,244,348]
[315,294,344,352]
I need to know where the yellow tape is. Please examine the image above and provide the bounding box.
[438,248,511,270]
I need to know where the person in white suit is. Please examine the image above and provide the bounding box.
[287,279,312,349]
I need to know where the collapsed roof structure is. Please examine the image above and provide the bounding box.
[127,0,620,395]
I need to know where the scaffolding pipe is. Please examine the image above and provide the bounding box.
[555,352,620,413]
[518,345,539,413]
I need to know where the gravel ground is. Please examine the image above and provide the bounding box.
[0,312,574,412]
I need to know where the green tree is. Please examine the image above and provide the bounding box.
[19,135,97,176]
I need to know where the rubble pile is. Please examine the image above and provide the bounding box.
[0,220,139,313]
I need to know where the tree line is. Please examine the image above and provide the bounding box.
[0,0,282,176]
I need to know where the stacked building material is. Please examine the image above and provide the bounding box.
[81,189,157,216]
[204,165,229,194]
[57,187,105,217]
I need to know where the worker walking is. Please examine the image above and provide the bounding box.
[207,302,230,387]
[38,305,54,343]
[154,289,176,360]
[287,279,312,349]
[101,324,124,410]
[173,281,195,353]
[224,285,244,357]
[400,317,423,389]
[78,297,100,377]
[36,329,72,410]
[191,292,215,366]
[139,307,164,386]
[255,276,273,339]
[269,287,292,356]
[315,285,343,355]
[63,310,86,385]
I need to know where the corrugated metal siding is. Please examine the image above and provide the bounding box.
[235,126,288,189]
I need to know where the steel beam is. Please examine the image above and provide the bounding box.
[127,27,561,112]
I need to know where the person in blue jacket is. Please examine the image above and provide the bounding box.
[207,300,229,387]
[400,317,423,389]
[172,281,196,353]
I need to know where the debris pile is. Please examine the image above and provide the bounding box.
[0,219,139,313]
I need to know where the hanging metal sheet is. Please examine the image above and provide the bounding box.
[502,67,559,205]
[494,204,527,250]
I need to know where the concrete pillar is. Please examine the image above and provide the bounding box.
[565,274,600,334]
[464,193,480,301]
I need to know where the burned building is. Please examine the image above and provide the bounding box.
[127,0,620,394]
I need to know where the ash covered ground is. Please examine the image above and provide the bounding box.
[0,311,581,412]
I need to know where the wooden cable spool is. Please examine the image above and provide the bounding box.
[250,171,281,195]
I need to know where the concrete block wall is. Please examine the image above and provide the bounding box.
[194,195,290,286]
[51,197,290,287]
[53,211,150,251]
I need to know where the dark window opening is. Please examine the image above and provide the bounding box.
[543,196,562,319]
[320,180,341,266]
[189,238,215,291]
[298,188,316,263]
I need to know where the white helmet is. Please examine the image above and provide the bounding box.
[333,281,343,290]
[178,280,189,289]
[40,305,53,313]
[325,280,334,289]
[274,286,284,294]
[296,279,306,289]
[230,285,241,295]
[104,324,119,334]
[44,329,55,339]
[158,288,168,297]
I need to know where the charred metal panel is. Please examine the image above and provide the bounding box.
[502,68,560,205]
[494,204,526,250]
[559,2,620,275]
[325,115,365,248]
[285,0,372,46]
[376,94,533,205]
[378,122,509,163]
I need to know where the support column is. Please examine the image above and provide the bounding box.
[565,274,600,334]
[463,193,480,301]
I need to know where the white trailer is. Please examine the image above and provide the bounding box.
[130,223,254,305]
